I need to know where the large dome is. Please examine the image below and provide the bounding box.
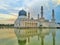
[19,10,27,16]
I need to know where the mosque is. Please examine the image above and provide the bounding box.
[14,6,57,28]
[14,6,60,45]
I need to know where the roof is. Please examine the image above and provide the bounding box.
[19,10,27,16]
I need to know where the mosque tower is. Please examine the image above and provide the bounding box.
[38,14,39,20]
[28,12,30,20]
[41,6,43,18]
[51,9,55,22]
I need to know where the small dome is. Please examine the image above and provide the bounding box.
[19,10,27,16]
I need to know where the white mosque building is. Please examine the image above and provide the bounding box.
[14,6,59,28]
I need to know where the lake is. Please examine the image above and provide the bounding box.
[0,28,60,45]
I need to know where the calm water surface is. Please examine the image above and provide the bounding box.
[0,28,60,45]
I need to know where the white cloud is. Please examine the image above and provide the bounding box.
[52,0,60,5]
[0,6,7,10]
[0,13,17,24]
[0,14,17,20]
[0,3,9,10]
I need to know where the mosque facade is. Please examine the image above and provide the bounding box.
[14,6,56,28]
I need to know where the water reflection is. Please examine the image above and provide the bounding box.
[14,28,57,45]
[0,28,60,45]
[18,40,26,45]
[52,29,56,45]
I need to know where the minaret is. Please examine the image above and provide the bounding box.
[28,12,30,19]
[51,9,55,22]
[41,6,44,18]
[38,14,39,20]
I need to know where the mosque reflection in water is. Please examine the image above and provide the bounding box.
[14,27,56,45]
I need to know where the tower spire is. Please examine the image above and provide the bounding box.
[52,9,55,19]
[38,14,39,20]
[41,6,43,18]
[51,9,55,22]
[28,12,30,19]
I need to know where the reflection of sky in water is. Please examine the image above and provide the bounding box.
[0,28,60,45]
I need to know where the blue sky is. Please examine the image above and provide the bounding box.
[0,0,60,24]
